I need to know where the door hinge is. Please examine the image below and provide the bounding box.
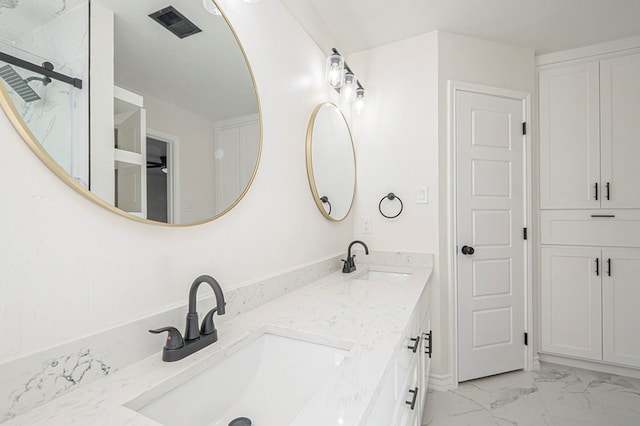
[522,122,527,135]
[523,227,528,240]
[524,332,528,346]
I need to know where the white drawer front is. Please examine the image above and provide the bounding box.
[540,210,640,247]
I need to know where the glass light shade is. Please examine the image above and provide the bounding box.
[202,0,222,15]
[341,72,357,102]
[326,53,344,89]
[354,87,365,113]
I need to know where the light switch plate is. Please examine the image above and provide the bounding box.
[416,185,429,204]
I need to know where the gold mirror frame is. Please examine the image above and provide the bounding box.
[0,1,262,227]
[305,102,356,221]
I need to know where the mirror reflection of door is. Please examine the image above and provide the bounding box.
[146,132,179,224]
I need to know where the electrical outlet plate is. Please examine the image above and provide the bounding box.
[362,217,372,234]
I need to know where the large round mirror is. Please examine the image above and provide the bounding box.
[306,103,356,221]
[0,0,260,225]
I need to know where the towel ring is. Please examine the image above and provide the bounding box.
[379,193,403,219]
[320,196,332,215]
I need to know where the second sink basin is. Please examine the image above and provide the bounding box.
[353,269,412,283]
[126,333,350,426]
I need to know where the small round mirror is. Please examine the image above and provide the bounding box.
[306,103,356,221]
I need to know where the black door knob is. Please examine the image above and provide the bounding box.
[461,245,475,255]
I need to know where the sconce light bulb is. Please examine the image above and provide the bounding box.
[326,53,344,89]
[355,87,365,113]
[342,72,357,102]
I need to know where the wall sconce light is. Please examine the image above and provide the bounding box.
[325,52,344,89]
[354,87,365,114]
[325,48,365,112]
[342,71,357,102]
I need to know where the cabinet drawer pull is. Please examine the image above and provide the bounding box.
[595,258,600,276]
[590,214,615,218]
[424,330,433,358]
[405,387,419,410]
[607,258,612,277]
[594,182,598,201]
[408,335,420,353]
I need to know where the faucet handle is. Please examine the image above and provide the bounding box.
[149,327,184,350]
[200,308,218,335]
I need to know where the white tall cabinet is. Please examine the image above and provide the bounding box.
[538,45,640,372]
[539,53,640,209]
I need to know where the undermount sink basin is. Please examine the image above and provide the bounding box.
[353,269,412,283]
[126,333,350,426]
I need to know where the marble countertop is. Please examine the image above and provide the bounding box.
[4,264,432,426]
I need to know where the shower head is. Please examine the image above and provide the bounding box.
[0,64,41,102]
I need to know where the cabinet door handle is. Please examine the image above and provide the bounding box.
[405,387,419,410]
[595,258,600,276]
[424,330,433,358]
[606,182,611,201]
[607,258,612,277]
[594,182,598,201]
[408,335,421,353]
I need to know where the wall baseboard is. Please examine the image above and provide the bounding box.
[428,373,453,391]
[538,353,640,379]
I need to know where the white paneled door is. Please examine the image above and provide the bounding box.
[456,89,526,382]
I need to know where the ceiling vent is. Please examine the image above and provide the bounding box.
[149,6,202,39]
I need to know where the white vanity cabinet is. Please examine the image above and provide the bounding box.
[365,283,431,426]
[539,52,640,210]
[540,246,640,368]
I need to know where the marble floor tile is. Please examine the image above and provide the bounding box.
[422,362,640,426]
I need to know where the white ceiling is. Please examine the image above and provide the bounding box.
[281,0,640,55]
[99,0,258,123]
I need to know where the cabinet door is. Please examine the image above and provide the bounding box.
[540,247,602,360]
[395,357,420,426]
[602,249,640,367]
[539,62,600,209]
[600,53,640,208]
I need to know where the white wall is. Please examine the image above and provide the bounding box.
[0,0,347,362]
[349,32,439,252]
[349,31,535,384]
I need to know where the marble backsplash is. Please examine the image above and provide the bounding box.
[0,250,432,422]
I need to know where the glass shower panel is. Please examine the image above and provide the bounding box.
[0,39,88,186]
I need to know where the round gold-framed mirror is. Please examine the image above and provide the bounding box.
[0,0,261,226]
[306,103,356,221]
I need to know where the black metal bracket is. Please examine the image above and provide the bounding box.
[330,48,365,93]
[0,51,82,89]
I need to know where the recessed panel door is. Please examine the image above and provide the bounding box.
[603,248,640,367]
[600,53,640,208]
[456,90,526,382]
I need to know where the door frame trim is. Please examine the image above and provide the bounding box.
[147,128,181,224]
[447,80,533,386]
